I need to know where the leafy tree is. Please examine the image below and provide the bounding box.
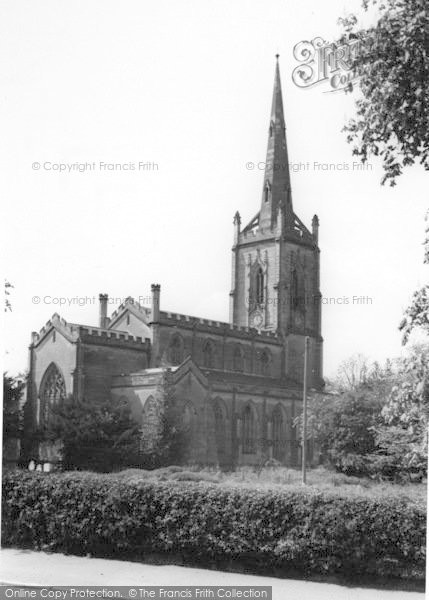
[138,370,187,468]
[339,0,428,185]
[400,212,429,343]
[379,215,429,479]
[333,354,396,395]
[47,395,143,472]
[297,389,383,476]
[370,345,429,479]
[298,358,405,477]
[3,373,25,466]
[334,353,370,391]
[400,287,429,344]
[3,372,25,440]
[46,371,186,471]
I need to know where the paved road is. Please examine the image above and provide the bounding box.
[0,549,423,600]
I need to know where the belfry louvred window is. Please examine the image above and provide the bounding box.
[291,269,299,309]
[256,267,264,304]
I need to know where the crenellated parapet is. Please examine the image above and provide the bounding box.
[239,227,275,244]
[78,327,151,349]
[158,311,279,342]
[30,312,151,351]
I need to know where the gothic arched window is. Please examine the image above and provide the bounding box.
[242,404,256,454]
[233,345,244,372]
[256,267,265,304]
[181,401,195,434]
[140,395,161,453]
[272,405,284,461]
[214,400,225,447]
[259,349,270,376]
[169,335,184,365]
[39,363,66,427]
[202,340,215,368]
[214,402,224,432]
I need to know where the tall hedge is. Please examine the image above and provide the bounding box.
[2,471,426,582]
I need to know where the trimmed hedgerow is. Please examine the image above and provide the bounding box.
[2,471,426,581]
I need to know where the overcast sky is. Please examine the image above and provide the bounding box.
[2,0,427,378]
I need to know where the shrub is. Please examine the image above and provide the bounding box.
[44,395,144,472]
[168,471,219,483]
[2,471,425,582]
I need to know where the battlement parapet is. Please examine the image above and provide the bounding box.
[78,327,151,348]
[159,311,279,341]
[239,227,276,243]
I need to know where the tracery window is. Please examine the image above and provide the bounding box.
[242,404,256,454]
[203,340,215,368]
[259,350,270,376]
[169,335,184,365]
[39,363,66,427]
[272,405,284,461]
[233,345,244,372]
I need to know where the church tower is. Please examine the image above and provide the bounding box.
[229,56,323,386]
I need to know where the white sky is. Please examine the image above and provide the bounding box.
[2,0,428,379]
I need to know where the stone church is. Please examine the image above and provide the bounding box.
[23,58,323,469]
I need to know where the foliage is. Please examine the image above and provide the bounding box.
[370,345,429,479]
[46,395,143,472]
[338,0,429,185]
[400,287,429,344]
[2,471,425,582]
[43,370,186,471]
[92,464,426,502]
[299,390,382,476]
[334,353,370,391]
[308,346,428,481]
[3,372,25,440]
[4,280,13,312]
[333,354,395,393]
[400,212,429,343]
[156,370,190,466]
[135,371,190,469]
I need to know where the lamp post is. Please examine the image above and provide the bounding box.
[302,336,310,485]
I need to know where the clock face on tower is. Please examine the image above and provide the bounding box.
[250,311,263,330]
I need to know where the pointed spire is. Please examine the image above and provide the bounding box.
[259,55,293,229]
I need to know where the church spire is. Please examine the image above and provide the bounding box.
[259,55,293,229]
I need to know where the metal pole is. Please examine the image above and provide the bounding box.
[302,336,310,485]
